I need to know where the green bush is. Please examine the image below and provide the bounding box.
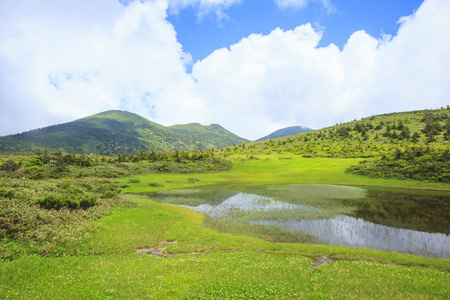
[0,177,131,259]
[37,195,98,210]
[347,146,450,182]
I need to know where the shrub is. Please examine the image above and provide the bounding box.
[204,164,215,170]
[0,177,130,259]
[187,178,200,183]
[37,195,86,210]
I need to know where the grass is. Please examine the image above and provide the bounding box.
[119,155,450,192]
[1,155,449,298]
[1,198,449,299]
[2,253,448,299]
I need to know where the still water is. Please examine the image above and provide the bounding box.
[181,192,318,218]
[253,216,450,258]
[139,185,450,258]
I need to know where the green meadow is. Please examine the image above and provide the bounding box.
[1,154,449,299]
[120,154,450,191]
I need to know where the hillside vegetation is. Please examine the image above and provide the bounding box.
[1,108,449,298]
[222,108,450,182]
[169,123,247,148]
[0,110,248,155]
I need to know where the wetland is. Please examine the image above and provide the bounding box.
[133,184,450,258]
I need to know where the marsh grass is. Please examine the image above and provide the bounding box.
[140,183,450,253]
[137,184,369,244]
[130,187,239,206]
[205,216,320,244]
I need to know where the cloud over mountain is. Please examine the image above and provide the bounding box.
[0,0,449,140]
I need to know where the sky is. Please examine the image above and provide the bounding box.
[0,0,449,140]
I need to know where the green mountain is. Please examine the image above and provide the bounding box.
[0,110,248,155]
[256,126,312,141]
[169,123,248,148]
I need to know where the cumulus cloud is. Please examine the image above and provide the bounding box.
[189,0,450,139]
[0,0,199,135]
[0,0,449,140]
[191,24,342,137]
[371,0,450,114]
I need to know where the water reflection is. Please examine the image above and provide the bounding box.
[181,192,317,218]
[253,216,450,258]
[137,184,450,258]
[351,188,450,234]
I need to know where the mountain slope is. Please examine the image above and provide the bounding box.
[169,123,248,148]
[256,126,312,141]
[226,108,450,182]
[0,110,247,154]
[235,108,450,157]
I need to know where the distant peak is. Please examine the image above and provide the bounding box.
[256,125,312,141]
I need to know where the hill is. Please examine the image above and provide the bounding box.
[0,110,247,155]
[256,126,312,141]
[224,108,450,182]
[169,123,248,148]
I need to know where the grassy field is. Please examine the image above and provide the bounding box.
[119,154,450,192]
[2,198,449,299]
[1,155,449,299]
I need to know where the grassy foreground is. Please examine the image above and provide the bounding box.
[2,199,449,299]
[1,156,449,299]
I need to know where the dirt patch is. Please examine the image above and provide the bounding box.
[134,241,178,257]
[313,256,334,267]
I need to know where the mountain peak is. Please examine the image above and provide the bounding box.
[256,126,312,141]
[0,111,247,154]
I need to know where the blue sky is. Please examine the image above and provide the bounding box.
[1,0,449,140]
[169,0,424,63]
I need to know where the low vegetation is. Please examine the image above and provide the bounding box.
[222,107,450,182]
[0,149,232,180]
[347,144,450,182]
[0,177,130,260]
[0,108,449,298]
[0,149,230,260]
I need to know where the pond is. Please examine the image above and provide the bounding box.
[252,216,449,258]
[132,184,450,258]
[180,192,318,218]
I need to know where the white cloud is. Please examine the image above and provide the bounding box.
[167,0,242,18]
[0,0,449,141]
[191,24,343,138]
[371,0,450,114]
[275,0,336,13]
[0,0,199,135]
[190,0,450,139]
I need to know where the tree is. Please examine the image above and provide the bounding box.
[399,126,411,140]
[411,132,421,143]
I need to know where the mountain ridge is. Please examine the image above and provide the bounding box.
[0,110,248,154]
